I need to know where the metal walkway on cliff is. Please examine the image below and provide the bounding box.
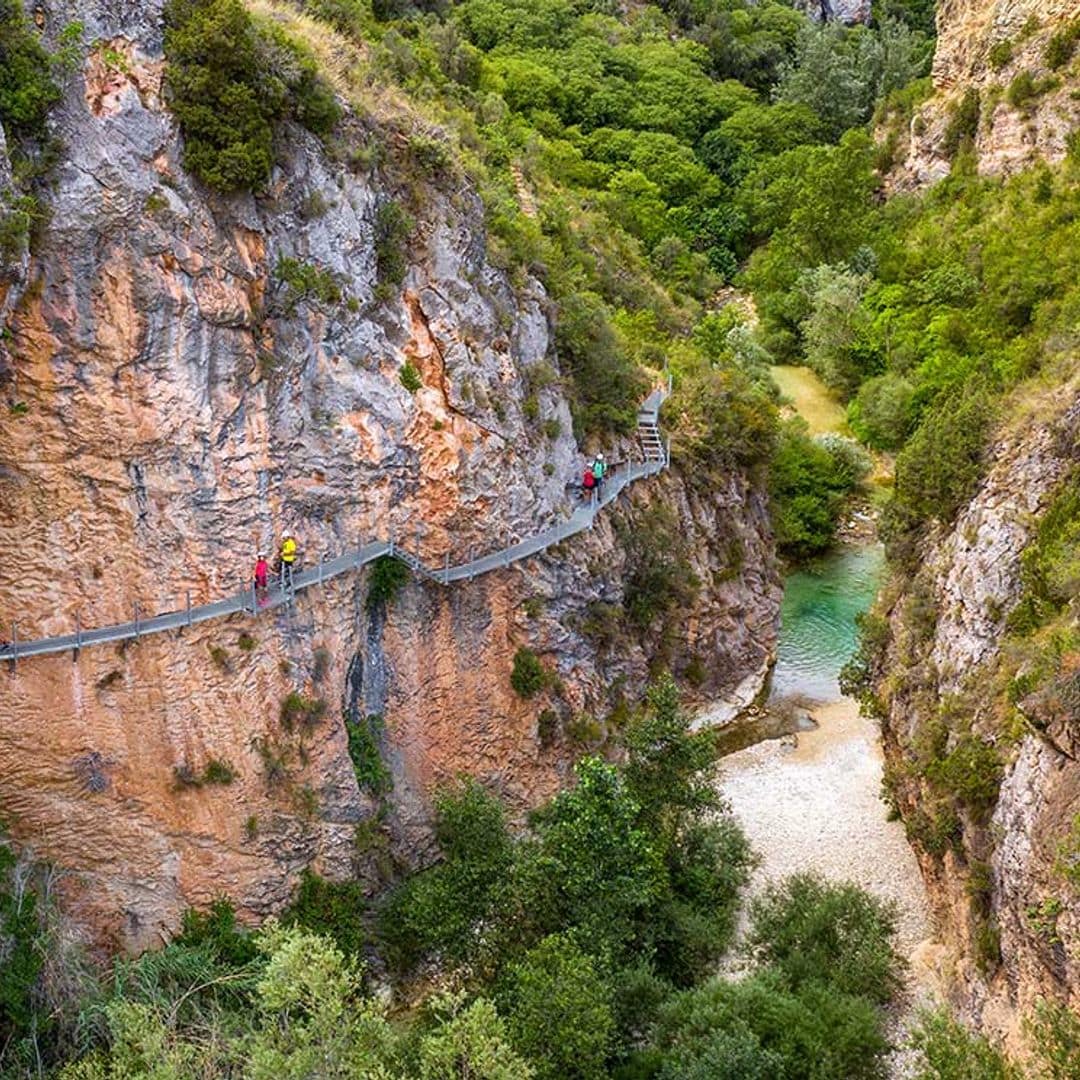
[1,379,671,665]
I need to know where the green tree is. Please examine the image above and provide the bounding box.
[164,0,338,191]
[799,263,877,397]
[245,924,397,1078]
[847,372,915,449]
[515,757,666,957]
[500,934,614,1080]
[379,779,512,969]
[891,381,994,526]
[746,873,901,1003]
[418,994,534,1080]
[623,674,719,836]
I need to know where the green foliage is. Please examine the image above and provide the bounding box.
[619,505,700,630]
[366,554,410,612]
[769,418,863,558]
[201,757,237,785]
[0,0,62,141]
[922,733,1003,815]
[516,757,666,958]
[0,839,45,1056]
[889,381,994,530]
[0,191,43,262]
[418,993,535,1080]
[499,933,614,1080]
[274,256,343,311]
[747,873,901,1004]
[374,200,413,294]
[646,969,890,1080]
[847,372,915,449]
[378,777,513,969]
[163,0,339,192]
[173,757,238,788]
[1006,70,1038,111]
[283,869,367,961]
[776,21,928,143]
[942,87,980,158]
[1054,813,1080,890]
[399,360,423,392]
[175,898,258,967]
[910,1008,1020,1080]
[279,691,328,732]
[346,712,393,796]
[1026,998,1080,1080]
[510,646,547,698]
[1044,20,1080,70]
[555,290,647,435]
[623,675,718,835]
[1007,474,1080,634]
[988,40,1013,70]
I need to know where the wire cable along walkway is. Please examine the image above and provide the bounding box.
[2,379,671,666]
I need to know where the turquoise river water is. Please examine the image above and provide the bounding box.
[768,543,886,705]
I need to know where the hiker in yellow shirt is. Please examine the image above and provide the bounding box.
[279,530,298,591]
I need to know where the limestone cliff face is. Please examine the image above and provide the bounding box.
[873,377,1080,1050]
[0,3,780,949]
[884,0,1080,190]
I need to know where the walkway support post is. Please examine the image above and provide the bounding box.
[74,613,81,662]
[186,590,192,627]
[134,602,140,639]
[318,554,324,587]
[9,621,16,672]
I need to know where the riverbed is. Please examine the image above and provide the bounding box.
[710,375,940,1065]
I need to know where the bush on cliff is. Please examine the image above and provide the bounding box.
[0,0,61,140]
[163,0,340,191]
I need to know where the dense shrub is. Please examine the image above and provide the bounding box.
[847,372,915,449]
[747,873,901,1003]
[646,970,890,1080]
[499,933,614,1080]
[0,0,62,140]
[555,290,648,435]
[366,554,410,612]
[346,712,393,796]
[374,200,414,294]
[378,778,513,969]
[889,382,994,527]
[941,87,980,158]
[283,869,367,961]
[910,1008,1020,1080]
[619,505,700,630]
[510,646,547,698]
[164,0,339,191]
[769,419,862,557]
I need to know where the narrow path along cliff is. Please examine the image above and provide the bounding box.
[1,382,671,663]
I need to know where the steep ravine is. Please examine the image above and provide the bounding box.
[0,3,780,948]
[871,377,1080,1052]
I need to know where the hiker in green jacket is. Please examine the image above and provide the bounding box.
[591,453,606,492]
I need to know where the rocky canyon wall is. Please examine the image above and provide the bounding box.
[884,0,1080,190]
[872,375,1079,1053]
[0,1,780,950]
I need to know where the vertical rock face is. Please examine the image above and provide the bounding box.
[883,0,1080,189]
[874,380,1080,1048]
[0,4,780,947]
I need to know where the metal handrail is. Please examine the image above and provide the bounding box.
[2,382,671,666]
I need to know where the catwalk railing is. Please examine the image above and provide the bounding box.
[2,381,671,665]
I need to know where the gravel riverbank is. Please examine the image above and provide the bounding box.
[716,697,949,1075]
